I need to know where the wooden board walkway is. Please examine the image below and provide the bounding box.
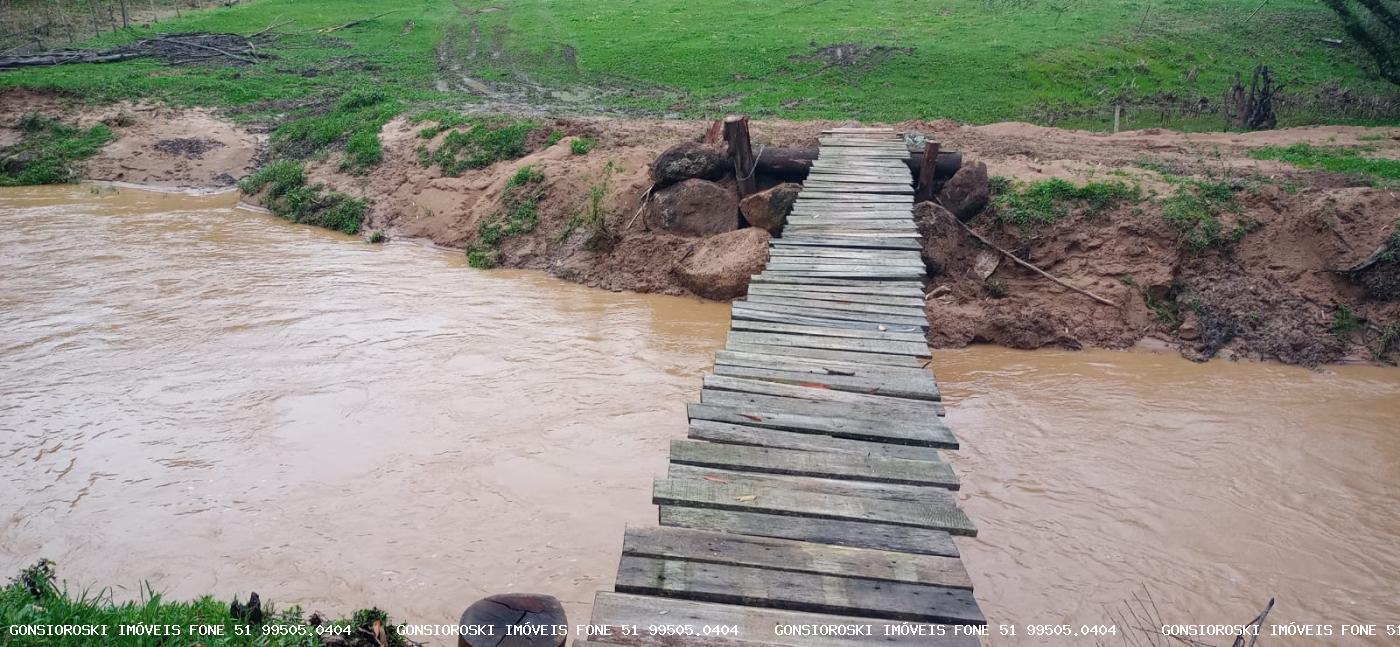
[586,128,984,645]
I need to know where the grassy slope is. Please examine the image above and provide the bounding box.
[0,0,1394,129]
[471,0,1396,126]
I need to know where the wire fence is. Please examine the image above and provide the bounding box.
[0,0,229,51]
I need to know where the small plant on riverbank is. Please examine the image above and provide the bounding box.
[271,86,403,173]
[570,136,597,155]
[239,160,367,235]
[1332,304,1363,343]
[561,161,616,249]
[989,177,1141,230]
[1,560,410,646]
[0,113,113,186]
[415,115,536,176]
[1160,179,1252,250]
[1250,143,1400,187]
[468,165,546,268]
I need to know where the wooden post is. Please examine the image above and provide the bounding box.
[723,114,756,198]
[914,141,941,203]
[1113,105,1121,133]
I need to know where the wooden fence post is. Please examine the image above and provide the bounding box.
[914,141,941,203]
[723,114,756,198]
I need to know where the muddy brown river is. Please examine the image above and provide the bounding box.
[2,187,1398,645]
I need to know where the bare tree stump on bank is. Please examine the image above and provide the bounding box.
[457,593,566,647]
[914,141,941,203]
[723,114,756,198]
[1225,64,1280,130]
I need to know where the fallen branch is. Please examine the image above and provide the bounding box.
[320,10,402,33]
[625,183,655,231]
[949,213,1119,308]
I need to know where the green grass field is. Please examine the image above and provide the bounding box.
[1,0,1396,129]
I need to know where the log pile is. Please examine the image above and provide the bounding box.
[0,31,273,70]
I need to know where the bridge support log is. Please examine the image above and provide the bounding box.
[724,114,757,197]
[914,141,942,203]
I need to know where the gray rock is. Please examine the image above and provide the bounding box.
[938,160,990,221]
[740,182,801,233]
[649,141,732,187]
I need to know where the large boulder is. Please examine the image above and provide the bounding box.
[649,141,732,187]
[645,178,738,237]
[740,182,801,233]
[938,160,990,221]
[675,227,771,300]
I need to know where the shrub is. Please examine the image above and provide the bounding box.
[570,136,597,155]
[238,161,367,235]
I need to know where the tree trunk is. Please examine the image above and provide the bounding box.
[117,0,128,28]
[723,114,757,198]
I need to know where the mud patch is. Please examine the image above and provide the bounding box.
[154,137,226,159]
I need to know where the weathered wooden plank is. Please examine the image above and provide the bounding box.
[687,401,956,447]
[798,195,913,203]
[761,264,925,277]
[701,388,946,424]
[804,171,909,181]
[588,592,979,646]
[768,249,924,262]
[768,236,921,250]
[785,220,920,231]
[730,305,925,334]
[722,341,930,368]
[727,331,929,357]
[761,253,923,265]
[792,200,912,209]
[747,275,924,288]
[802,185,914,195]
[658,508,960,560]
[729,318,928,342]
[743,294,926,316]
[670,440,957,488]
[669,465,953,506]
[653,479,976,535]
[789,212,913,220]
[712,364,939,401]
[713,349,935,381]
[686,419,945,461]
[746,287,925,308]
[702,378,943,425]
[617,555,983,625]
[733,302,930,329]
[623,526,972,591]
[746,279,924,295]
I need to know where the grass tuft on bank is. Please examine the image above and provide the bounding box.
[1250,143,1400,187]
[0,560,408,647]
[239,160,367,235]
[468,165,546,268]
[0,114,112,186]
[988,177,1142,229]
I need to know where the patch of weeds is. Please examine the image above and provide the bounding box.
[570,136,597,155]
[1375,324,1400,361]
[544,130,565,146]
[1160,179,1249,250]
[1331,304,1362,343]
[468,165,547,267]
[410,109,473,139]
[1,559,411,647]
[238,160,367,235]
[271,86,403,173]
[989,177,1141,230]
[1250,143,1400,187]
[985,278,1009,298]
[418,118,536,176]
[368,230,387,243]
[0,113,113,186]
[1122,275,1182,328]
[562,161,617,249]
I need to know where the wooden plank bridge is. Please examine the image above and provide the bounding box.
[583,128,983,646]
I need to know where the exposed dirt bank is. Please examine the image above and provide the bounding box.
[0,88,260,190]
[3,88,1396,364]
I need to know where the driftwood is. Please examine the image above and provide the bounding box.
[949,213,1119,307]
[318,10,402,33]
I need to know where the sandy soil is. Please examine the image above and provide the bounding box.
[0,88,261,190]
[4,86,1396,363]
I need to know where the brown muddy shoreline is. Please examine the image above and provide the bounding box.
[2,88,1396,366]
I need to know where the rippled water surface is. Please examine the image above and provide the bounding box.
[3,186,1398,645]
[0,186,730,626]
